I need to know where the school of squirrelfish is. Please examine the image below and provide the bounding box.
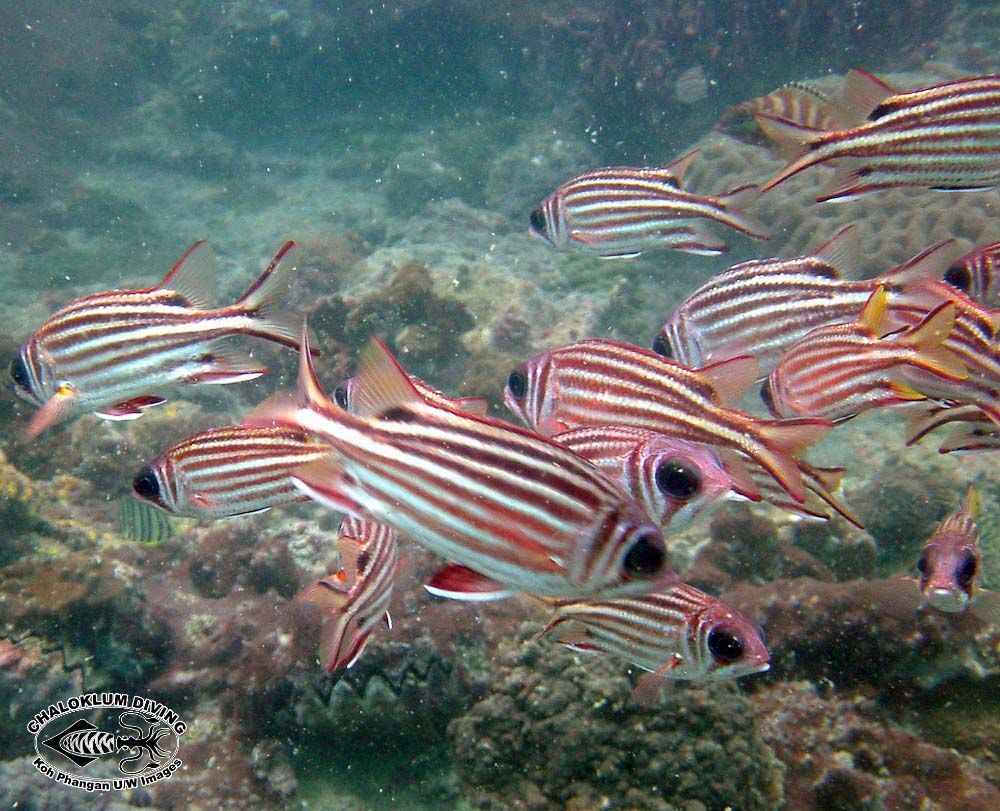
[12,66,1000,699]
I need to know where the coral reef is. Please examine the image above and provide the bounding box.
[449,623,784,810]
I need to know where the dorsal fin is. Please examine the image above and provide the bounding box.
[663,149,700,186]
[811,224,861,279]
[352,338,425,419]
[841,68,897,125]
[156,241,217,309]
[883,240,962,288]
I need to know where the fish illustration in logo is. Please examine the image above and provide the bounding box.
[41,713,173,774]
[11,240,308,437]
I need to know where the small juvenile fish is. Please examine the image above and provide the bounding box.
[762,287,965,422]
[117,497,174,544]
[538,581,770,704]
[244,327,675,601]
[503,338,831,503]
[656,227,956,371]
[760,69,1000,201]
[333,374,487,416]
[133,425,332,519]
[916,488,1000,622]
[940,241,1000,308]
[553,425,738,531]
[299,514,398,672]
[717,81,840,147]
[11,241,307,437]
[529,150,767,259]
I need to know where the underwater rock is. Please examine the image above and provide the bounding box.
[755,680,1000,810]
[0,755,152,810]
[449,623,784,810]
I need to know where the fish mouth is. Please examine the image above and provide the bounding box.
[925,587,968,613]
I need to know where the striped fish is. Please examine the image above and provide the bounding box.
[299,514,399,672]
[749,460,862,528]
[244,327,676,600]
[553,425,737,531]
[10,241,306,438]
[762,287,966,422]
[334,373,487,416]
[538,581,769,703]
[529,150,768,259]
[941,241,1000,308]
[132,425,332,519]
[503,338,831,503]
[117,497,174,543]
[656,227,956,371]
[718,81,840,147]
[904,401,991,448]
[759,69,1000,201]
[916,488,1000,622]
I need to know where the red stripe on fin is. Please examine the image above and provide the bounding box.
[883,240,962,288]
[424,564,514,602]
[811,224,860,279]
[757,418,834,502]
[840,68,896,124]
[454,396,489,416]
[156,241,217,309]
[236,241,310,352]
[714,184,769,239]
[663,148,700,185]
[352,338,428,418]
[94,395,167,420]
[630,656,683,707]
[291,455,363,515]
[716,449,762,502]
[899,302,967,381]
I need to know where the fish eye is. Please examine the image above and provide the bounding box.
[334,385,350,409]
[133,467,160,501]
[529,207,547,235]
[943,264,972,292]
[655,461,701,500]
[623,532,666,578]
[707,626,746,663]
[9,356,29,388]
[956,551,978,588]
[916,554,928,576]
[507,369,528,399]
[651,334,672,358]
[759,379,776,414]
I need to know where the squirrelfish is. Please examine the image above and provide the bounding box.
[718,81,840,147]
[529,150,767,259]
[245,327,675,600]
[553,425,738,531]
[917,487,1000,622]
[656,227,956,371]
[538,581,770,703]
[299,514,398,672]
[760,69,1000,201]
[133,425,332,519]
[11,241,305,438]
[941,241,1000,308]
[761,287,965,422]
[503,339,831,503]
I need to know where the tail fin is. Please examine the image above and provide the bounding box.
[755,417,833,503]
[899,302,967,381]
[236,241,308,352]
[715,184,769,239]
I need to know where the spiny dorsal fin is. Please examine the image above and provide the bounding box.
[352,338,425,419]
[663,149,701,186]
[841,68,897,125]
[811,224,861,279]
[156,241,217,309]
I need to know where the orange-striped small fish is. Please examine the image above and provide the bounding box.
[529,150,767,258]
[656,227,955,371]
[11,241,306,438]
[333,374,487,416]
[133,425,331,519]
[503,339,831,503]
[941,241,1000,308]
[760,69,1000,201]
[553,425,739,531]
[538,581,770,703]
[916,488,1000,622]
[245,327,676,600]
[717,81,840,147]
[299,514,398,672]
[762,288,965,422]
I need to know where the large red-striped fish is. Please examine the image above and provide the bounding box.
[940,241,1000,308]
[538,581,769,703]
[132,425,332,519]
[245,327,676,600]
[656,227,955,371]
[553,425,738,531]
[11,241,306,438]
[503,339,831,503]
[759,69,1000,201]
[299,514,399,672]
[529,150,767,259]
[762,288,965,422]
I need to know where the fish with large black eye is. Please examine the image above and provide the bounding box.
[655,460,701,500]
[913,486,1000,623]
[9,354,32,391]
[536,581,770,705]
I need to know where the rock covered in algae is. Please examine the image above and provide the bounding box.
[448,623,784,810]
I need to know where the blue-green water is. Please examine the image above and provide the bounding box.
[2,2,1000,808]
